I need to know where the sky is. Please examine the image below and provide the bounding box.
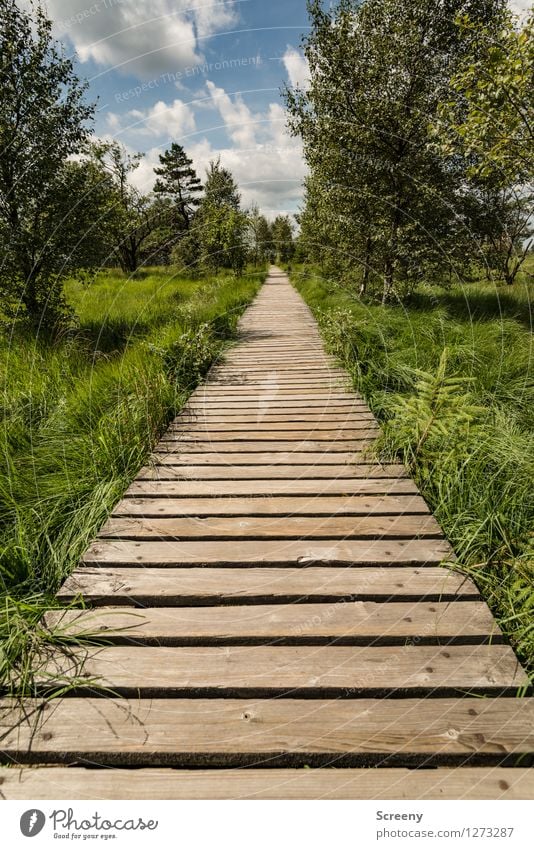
[38,0,529,219]
[38,0,311,219]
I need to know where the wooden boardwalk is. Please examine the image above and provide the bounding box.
[1,267,533,799]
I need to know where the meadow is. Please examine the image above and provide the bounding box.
[292,263,534,674]
[0,266,264,687]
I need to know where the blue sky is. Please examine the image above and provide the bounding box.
[40,0,312,217]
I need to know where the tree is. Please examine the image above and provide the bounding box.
[248,204,274,264]
[433,10,533,284]
[436,10,533,184]
[271,215,295,264]
[285,0,508,302]
[92,142,164,273]
[153,142,202,230]
[472,183,533,285]
[0,0,94,326]
[196,160,247,274]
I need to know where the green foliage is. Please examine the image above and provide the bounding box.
[271,215,295,264]
[379,349,485,470]
[0,0,94,328]
[90,141,164,274]
[248,205,274,264]
[285,0,518,299]
[153,142,203,229]
[293,265,534,671]
[436,10,533,183]
[196,160,248,274]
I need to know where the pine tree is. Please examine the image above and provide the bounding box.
[153,143,202,229]
[197,160,247,273]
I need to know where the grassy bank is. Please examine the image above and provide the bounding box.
[0,266,264,688]
[291,264,534,676]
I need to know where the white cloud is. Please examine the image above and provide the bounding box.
[205,80,257,148]
[126,83,306,216]
[282,45,310,90]
[108,98,196,137]
[509,1,532,19]
[40,0,238,78]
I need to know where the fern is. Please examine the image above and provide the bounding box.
[380,349,486,470]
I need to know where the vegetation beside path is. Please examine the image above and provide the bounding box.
[292,265,534,676]
[0,266,265,690]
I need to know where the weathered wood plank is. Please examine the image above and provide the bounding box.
[136,464,407,481]
[201,383,351,391]
[112,494,431,517]
[156,439,376,452]
[185,401,369,411]
[33,644,528,693]
[82,537,453,566]
[44,601,499,642]
[2,767,531,799]
[191,393,361,402]
[126,479,420,497]
[2,698,530,765]
[58,566,480,606]
[168,417,378,440]
[98,514,443,540]
[152,451,375,466]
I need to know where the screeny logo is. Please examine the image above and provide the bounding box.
[20,809,46,837]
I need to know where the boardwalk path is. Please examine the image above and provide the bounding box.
[1,268,533,799]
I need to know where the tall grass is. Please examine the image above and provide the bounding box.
[0,266,264,689]
[291,265,534,674]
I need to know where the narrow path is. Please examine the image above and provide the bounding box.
[1,268,533,799]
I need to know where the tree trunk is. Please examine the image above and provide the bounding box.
[359,235,373,297]
[382,210,400,304]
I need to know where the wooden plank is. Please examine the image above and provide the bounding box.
[156,439,376,452]
[185,401,369,410]
[136,464,407,480]
[2,698,531,765]
[203,382,351,390]
[82,538,453,567]
[33,644,528,693]
[175,414,377,422]
[211,365,347,374]
[152,451,374,466]
[169,431,379,442]
[112,494,431,516]
[191,393,359,402]
[58,566,480,605]
[44,601,499,643]
[126,479,419,497]
[2,767,532,799]
[167,417,379,434]
[98,514,443,540]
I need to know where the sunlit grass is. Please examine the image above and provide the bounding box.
[292,263,534,674]
[0,265,265,690]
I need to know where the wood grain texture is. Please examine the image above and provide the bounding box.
[111,494,431,517]
[58,566,480,606]
[155,439,377,451]
[151,451,375,466]
[2,698,530,764]
[33,644,527,693]
[2,767,533,800]
[82,537,453,566]
[98,514,442,540]
[135,464,407,480]
[44,600,499,643]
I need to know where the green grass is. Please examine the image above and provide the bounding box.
[0,265,265,692]
[291,263,534,675]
